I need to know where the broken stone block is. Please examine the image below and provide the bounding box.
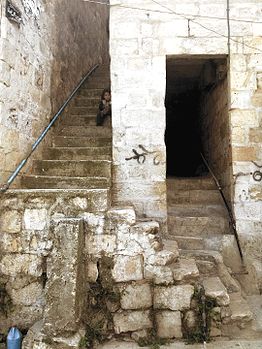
[113,310,152,333]
[203,277,230,306]
[154,285,194,311]
[172,258,199,282]
[130,221,159,235]
[44,218,85,337]
[155,311,182,338]
[112,255,144,282]
[146,250,178,266]
[144,264,173,285]
[131,329,149,342]
[7,281,43,306]
[119,282,152,309]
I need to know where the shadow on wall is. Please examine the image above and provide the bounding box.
[50,0,110,113]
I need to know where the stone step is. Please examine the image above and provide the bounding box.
[32,159,111,177]
[43,146,111,160]
[167,189,223,205]
[180,249,218,276]
[21,175,110,189]
[78,88,103,98]
[167,176,216,190]
[70,106,98,115]
[168,204,228,217]
[3,189,109,213]
[53,136,111,147]
[168,215,230,236]
[58,126,111,137]
[61,115,96,126]
[229,293,253,323]
[172,235,226,252]
[83,78,110,89]
[202,276,230,306]
[74,97,100,107]
[172,257,200,282]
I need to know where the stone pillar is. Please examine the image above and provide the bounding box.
[43,218,86,337]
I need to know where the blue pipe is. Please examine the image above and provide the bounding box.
[7,327,22,349]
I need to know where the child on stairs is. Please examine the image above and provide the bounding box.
[96,88,111,126]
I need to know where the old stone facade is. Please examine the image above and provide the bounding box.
[110,0,262,275]
[0,0,262,348]
[0,0,109,184]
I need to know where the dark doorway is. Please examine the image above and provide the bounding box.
[165,55,228,178]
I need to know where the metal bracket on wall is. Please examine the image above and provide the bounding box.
[6,1,22,25]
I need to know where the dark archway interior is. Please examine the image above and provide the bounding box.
[165,55,227,177]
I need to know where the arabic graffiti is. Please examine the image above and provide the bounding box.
[125,145,162,166]
[252,161,262,182]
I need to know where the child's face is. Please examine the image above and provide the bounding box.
[104,92,111,102]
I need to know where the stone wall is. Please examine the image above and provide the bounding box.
[110,0,262,261]
[200,67,232,204]
[0,0,109,184]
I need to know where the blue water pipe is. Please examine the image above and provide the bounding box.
[7,327,22,349]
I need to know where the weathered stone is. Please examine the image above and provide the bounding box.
[86,234,117,256]
[8,281,43,306]
[113,310,152,334]
[44,218,85,336]
[203,277,230,306]
[229,293,253,323]
[119,283,152,309]
[0,210,21,233]
[23,208,49,230]
[183,310,199,332]
[146,250,178,266]
[155,311,182,339]
[131,329,149,342]
[130,221,160,235]
[0,254,42,277]
[86,261,99,282]
[107,207,136,225]
[112,255,144,282]
[154,285,194,311]
[172,258,199,282]
[144,264,174,285]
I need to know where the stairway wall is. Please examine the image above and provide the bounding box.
[0,0,109,185]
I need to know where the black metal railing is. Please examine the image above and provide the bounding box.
[0,64,99,192]
[200,152,244,262]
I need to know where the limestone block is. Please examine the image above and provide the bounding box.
[107,206,136,225]
[131,221,159,235]
[0,210,21,233]
[131,329,149,342]
[83,213,105,235]
[203,277,230,306]
[86,234,116,256]
[0,254,42,277]
[113,310,152,334]
[24,208,48,230]
[154,285,194,311]
[172,258,200,282]
[112,255,144,282]
[44,218,85,336]
[232,146,257,161]
[146,250,178,266]
[230,109,259,128]
[155,311,182,339]
[144,265,173,285]
[0,232,22,253]
[8,281,43,306]
[119,283,152,309]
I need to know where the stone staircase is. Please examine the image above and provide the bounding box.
[165,176,262,339]
[21,65,112,191]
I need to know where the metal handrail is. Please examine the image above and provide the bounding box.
[0,64,99,192]
[200,152,244,262]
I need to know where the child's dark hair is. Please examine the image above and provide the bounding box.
[101,88,111,99]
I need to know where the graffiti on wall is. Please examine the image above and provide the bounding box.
[125,145,163,165]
